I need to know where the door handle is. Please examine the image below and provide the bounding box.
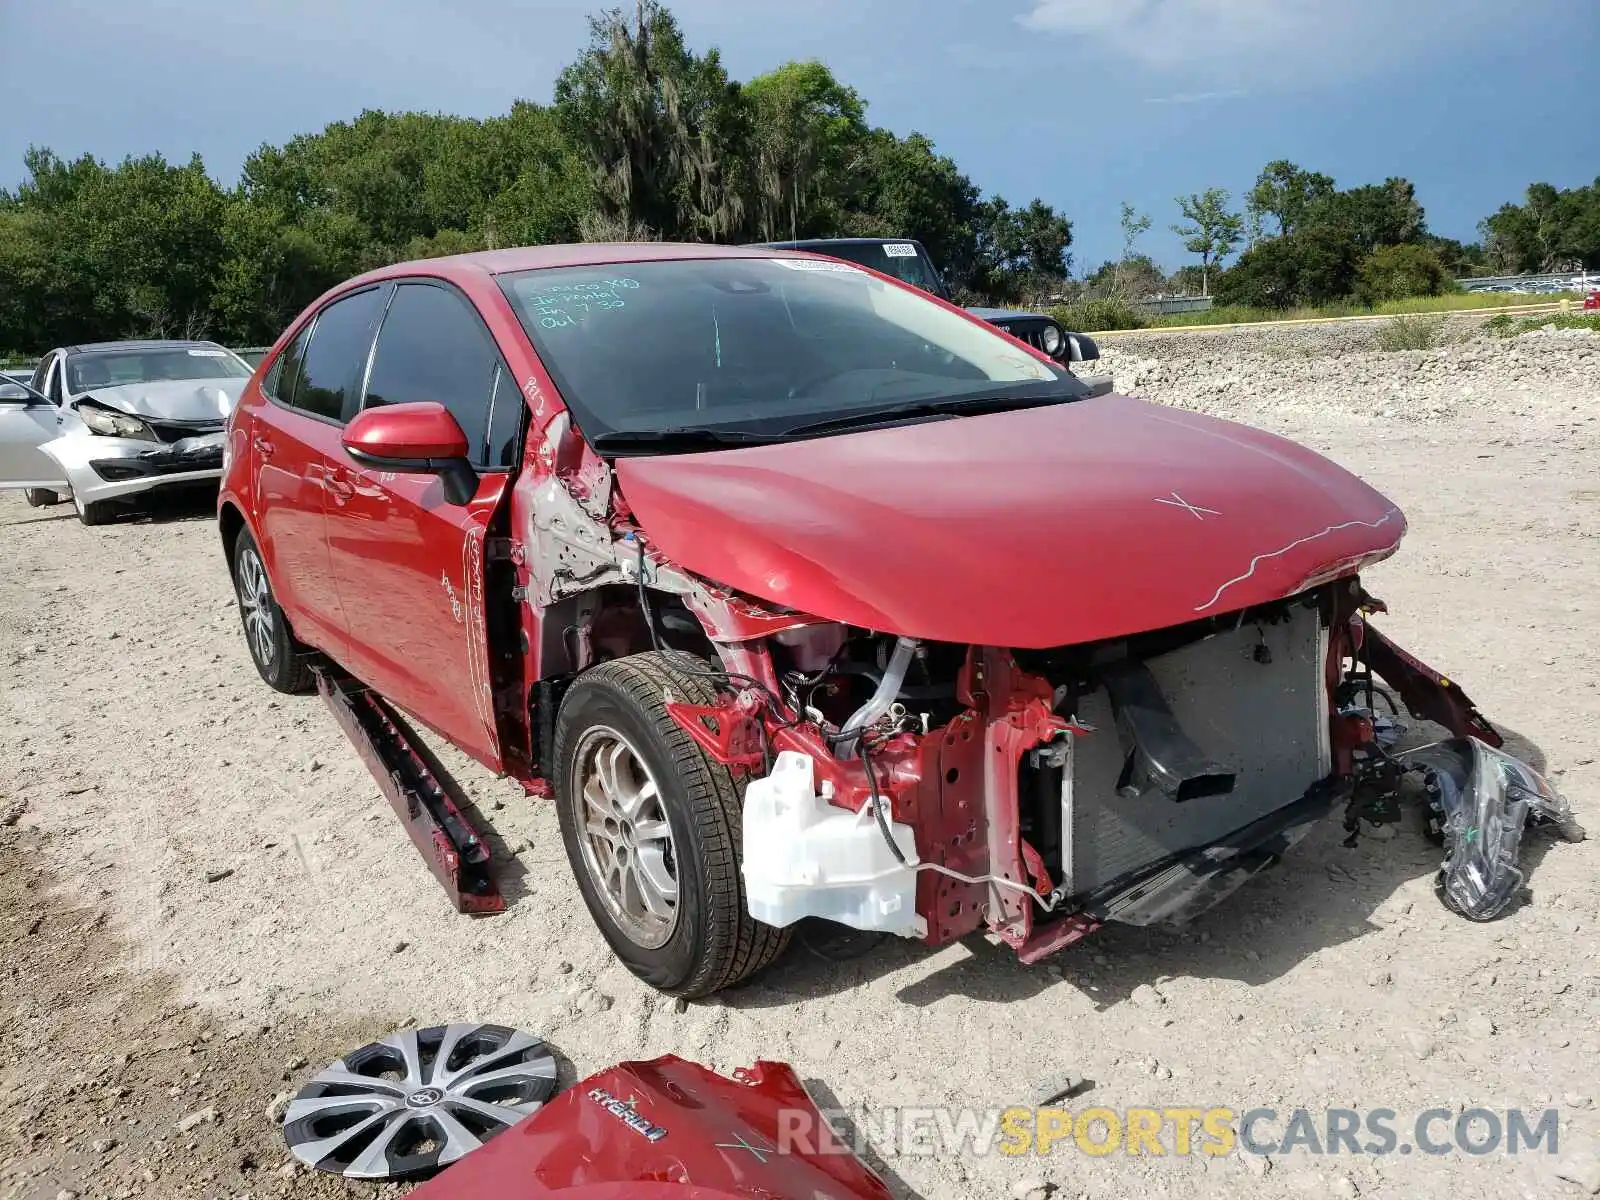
[252,435,276,457]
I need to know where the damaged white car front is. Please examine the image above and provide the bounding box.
[0,341,251,524]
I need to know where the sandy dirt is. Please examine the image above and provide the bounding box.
[2,319,1599,1200]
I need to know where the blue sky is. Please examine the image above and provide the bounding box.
[2,0,1596,272]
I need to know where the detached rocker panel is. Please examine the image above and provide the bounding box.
[315,666,505,915]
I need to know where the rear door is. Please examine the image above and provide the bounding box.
[323,279,522,772]
[250,285,388,661]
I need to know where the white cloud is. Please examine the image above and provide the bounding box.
[1016,0,1513,81]
[1144,88,1248,105]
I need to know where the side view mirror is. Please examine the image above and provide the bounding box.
[1065,332,1100,364]
[0,380,48,406]
[342,401,479,505]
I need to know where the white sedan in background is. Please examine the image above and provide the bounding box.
[0,340,253,525]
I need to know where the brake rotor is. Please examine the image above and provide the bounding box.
[282,1024,559,1180]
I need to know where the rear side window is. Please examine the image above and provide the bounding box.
[363,283,508,467]
[286,288,385,423]
[264,324,312,406]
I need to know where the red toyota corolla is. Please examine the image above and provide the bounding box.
[219,242,1567,998]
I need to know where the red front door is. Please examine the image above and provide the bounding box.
[322,280,524,773]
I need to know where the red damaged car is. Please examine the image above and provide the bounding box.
[219,242,1576,997]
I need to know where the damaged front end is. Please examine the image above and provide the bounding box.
[647,576,1578,955]
[512,410,1580,974]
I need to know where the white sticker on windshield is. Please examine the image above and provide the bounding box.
[770,258,861,273]
[882,243,919,258]
[187,349,227,357]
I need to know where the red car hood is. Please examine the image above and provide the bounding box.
[615,395,1405,647]
[410,1056,891,1199]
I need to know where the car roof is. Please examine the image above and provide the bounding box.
[345,241,816,289]
[60,340,224,355]
[753,237,921,249]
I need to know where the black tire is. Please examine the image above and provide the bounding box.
[231,528,316,694]
[553,651,788,997]
[23,488,60,507]
[74,495,114,525]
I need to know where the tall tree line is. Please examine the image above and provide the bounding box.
[1208,162,1600,310]
[0,1,1073,355]
[1079,164,1600,313]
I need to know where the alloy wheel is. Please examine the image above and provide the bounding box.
[235,546,276,667]
[572,725,679,949]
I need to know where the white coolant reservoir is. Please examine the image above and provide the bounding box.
[741,751,926,938]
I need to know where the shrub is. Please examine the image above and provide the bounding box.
[1354,244,1454,305]
[1212,225,1361,309]
[1374,314,1447,351]
[1051,297,1147,332]
[1538,312,1600,333]
[1484,311,1600,337]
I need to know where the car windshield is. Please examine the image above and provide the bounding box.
[65,346,252,393]
[499,257,1076,446]
[802,242,949,298]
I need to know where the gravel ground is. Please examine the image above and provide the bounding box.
[3,318,1599,1200]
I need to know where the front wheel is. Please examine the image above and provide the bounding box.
[74,494,114,525]
[553,651,788,997]
[231,529,316,694]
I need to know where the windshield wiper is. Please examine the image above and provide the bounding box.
[782,392,1072,437]
[589,426,788,453]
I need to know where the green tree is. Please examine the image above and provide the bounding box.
[1169,264,1206,295]
[1113,201,1151,296]
[1011,198,1073,298]
[1245,160,1335,239]
[553,0,749,240]
[482,102,595,248]
[1314,178,1426,255]
[0,1,1082,350]
[1482,179,1600,272]
[1172,188,1244,296]
[744,60,869,241]
[840,129,984,287]
[0,208,58,353]
[1085,253,1164,299]
[1353,243,1454,304]
[1214,224,1360,309]
[946,194,1072,303]
[2,148,230,342]
[1422,235,1486,279]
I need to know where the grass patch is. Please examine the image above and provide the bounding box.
[1050,297,1149,333]
[1374,314,1448,352]
[1484,311,1600,337]
[1137,290,1584,331]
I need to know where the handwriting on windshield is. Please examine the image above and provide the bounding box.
[524,278,640,330]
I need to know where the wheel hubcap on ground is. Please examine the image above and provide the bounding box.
[574,725,679,949]
[236,548,275,666]
[282,1024,558,1180]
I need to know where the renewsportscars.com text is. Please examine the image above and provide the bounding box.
[774,1105,1564,1159]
